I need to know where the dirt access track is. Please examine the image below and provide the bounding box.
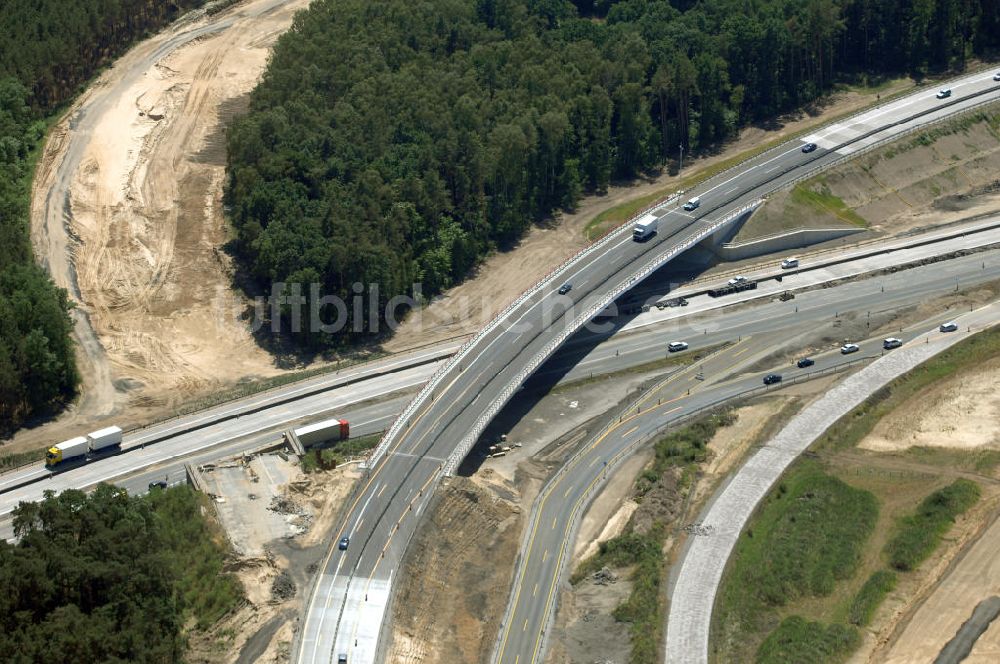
[24,0,923,447]
[29,0,309,433]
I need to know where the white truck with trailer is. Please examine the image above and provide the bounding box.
[632,213,658,241]
[293,417,350,448]
[45,425,123,468]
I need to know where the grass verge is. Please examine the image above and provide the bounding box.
[756,615,860,664]
[848,570,897,626]
[572,410,735,663]
[884,478,981,571]
[713,460,877,662]
[789,182,867,227]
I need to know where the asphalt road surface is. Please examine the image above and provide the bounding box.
[492,253,1000,664]
[297,71,1000,664]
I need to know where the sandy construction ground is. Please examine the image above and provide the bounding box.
[843,352,1000,663]
[860,355,1000,453]
[28,0,309,436]
[875,501,1000,664]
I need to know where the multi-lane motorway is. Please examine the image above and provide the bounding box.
[492,247,1000,663]
[5,53,998,663]
[298,71,1000,664]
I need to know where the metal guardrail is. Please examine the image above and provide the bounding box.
[443,200,763,475]
[508,353,877,664]
[366,191,685,470]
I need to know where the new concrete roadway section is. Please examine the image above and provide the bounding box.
[665,301,1000,664]
[492,253,1000,664]
[297,70,1000,664]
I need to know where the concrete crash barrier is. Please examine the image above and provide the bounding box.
[184,463,207,494]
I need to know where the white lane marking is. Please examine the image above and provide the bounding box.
[350,490,377,536]
[698,146,801,200]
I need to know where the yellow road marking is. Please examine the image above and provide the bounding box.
[498,341,749,661]
[623,425,639,436]
[533,583,538,596]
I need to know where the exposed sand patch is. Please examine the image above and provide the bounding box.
[573,449,648,563]
[860,356,1000,453]
[704,399,787,478]
[25,0,310,446]
[858,490,1000,664]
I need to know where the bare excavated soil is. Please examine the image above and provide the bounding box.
[740,107,1000,242]
[860,355,1000,454]
[21,0,311,452]
[386,478,521,664]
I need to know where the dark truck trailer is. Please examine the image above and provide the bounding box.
[707,280,758,298]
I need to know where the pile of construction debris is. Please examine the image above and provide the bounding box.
[592,566,618,585]
[268,494,313,537]
[270,570,297,602]
[268,495,303,515]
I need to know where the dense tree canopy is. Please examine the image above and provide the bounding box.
[227,0,999,350]
[0,485,241,663]
[1,0,208,432]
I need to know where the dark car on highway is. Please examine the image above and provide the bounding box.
[801,142,817,153]
[763,373,783,385]
[796,357,814,368]
[338,536,350,550]
[558,283,572,295]
[148,481,168,490]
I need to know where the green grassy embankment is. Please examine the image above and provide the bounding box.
[573,410,735,663]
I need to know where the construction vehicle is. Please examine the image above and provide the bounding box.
[707,280,757,297]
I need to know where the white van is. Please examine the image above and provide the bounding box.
[682,196,701,211]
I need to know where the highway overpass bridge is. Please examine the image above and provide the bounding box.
[298,70,1000,664]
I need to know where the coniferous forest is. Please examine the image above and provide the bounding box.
[0,1,208,431]
[226,0,1000,349]
[0,485,241,662]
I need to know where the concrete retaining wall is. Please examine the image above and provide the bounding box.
[711,224,865,261]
